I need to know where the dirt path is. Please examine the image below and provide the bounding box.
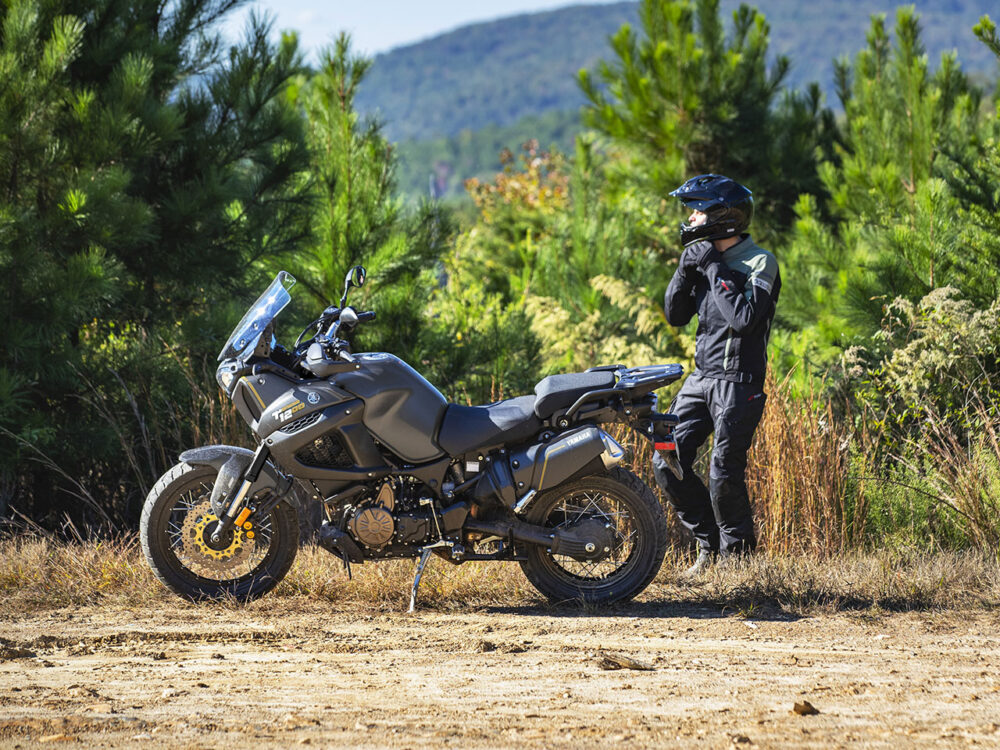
[1,594,999,748]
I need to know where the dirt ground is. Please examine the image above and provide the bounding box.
[1,588,999,749]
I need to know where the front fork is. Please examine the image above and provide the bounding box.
[210,444,271,543]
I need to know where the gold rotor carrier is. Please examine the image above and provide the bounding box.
[181,499,246,570]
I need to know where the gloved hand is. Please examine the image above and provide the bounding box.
[680,240,722,272]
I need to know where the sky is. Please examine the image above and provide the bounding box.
[223,0,622,58]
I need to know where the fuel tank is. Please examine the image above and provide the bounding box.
[332,353,447,463]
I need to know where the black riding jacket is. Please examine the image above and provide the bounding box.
[663,235,780,385]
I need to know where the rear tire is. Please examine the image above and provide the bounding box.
[519,467,667,605]
[140,462,298,602]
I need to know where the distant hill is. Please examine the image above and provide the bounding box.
[357,0,998,144]
[355,3,637,143]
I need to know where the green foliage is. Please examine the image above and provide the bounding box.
[778,8,987,377]
[420,269,542,405]
[281,33,453,362]
[5,0,1000,558]
[842,287,1000,433]
[0,0,312,524]
[579,0,836,240]
[439,138,689,388]
[839,285,1000,550]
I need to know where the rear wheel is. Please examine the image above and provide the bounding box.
[140,462,298,601]
[519,468,666,605]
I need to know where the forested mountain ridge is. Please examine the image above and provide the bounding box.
[356,0,998,143]
[354,3,637,142]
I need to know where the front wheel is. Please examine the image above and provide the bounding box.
[140,462,299,601]
[519,468,667,605]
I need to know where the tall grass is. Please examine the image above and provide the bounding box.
[898,397,1000,550]
[739,370,1000,556]
[1,534,997,614]
[746,371,867,555]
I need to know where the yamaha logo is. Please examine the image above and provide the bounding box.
[306,392,320,405]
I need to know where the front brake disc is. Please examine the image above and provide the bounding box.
[179,499,247,575]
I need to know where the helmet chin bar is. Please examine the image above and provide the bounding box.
[679,206,743,245]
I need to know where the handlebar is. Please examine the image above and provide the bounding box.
[292,307,377,377]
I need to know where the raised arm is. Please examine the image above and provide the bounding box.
[663,246,701,327]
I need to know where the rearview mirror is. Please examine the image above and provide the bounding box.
[340,265,367,306]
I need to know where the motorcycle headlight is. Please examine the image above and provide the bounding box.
[216,362,238,394]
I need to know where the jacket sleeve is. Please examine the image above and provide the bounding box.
[663,265,698,327]
[700,252,779,334]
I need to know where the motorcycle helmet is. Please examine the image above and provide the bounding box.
[670,174,753,245]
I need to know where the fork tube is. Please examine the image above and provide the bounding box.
[211,444,270,541]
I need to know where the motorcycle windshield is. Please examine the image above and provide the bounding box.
[217,271,296,361]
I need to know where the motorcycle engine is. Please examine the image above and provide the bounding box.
[348,482,395,548]
[346,480,433,551]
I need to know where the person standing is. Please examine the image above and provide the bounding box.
[654,174,780,574]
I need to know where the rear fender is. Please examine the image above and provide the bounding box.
[178,445,298,512]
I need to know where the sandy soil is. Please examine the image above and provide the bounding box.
[1,589,999,748]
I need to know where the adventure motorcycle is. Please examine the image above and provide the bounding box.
[140,268,684,608]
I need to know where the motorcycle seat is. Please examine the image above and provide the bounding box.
[437,395,541,456]
[533,371,616,418]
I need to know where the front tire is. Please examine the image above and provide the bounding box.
[140,462,298,601]
[519,468,667,605]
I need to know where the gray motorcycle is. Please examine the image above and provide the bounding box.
[140,268,683,608]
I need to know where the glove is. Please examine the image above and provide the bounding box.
[685,240,723,270]
[678,244,702,273]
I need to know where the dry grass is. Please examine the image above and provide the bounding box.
[900,397,1000,550]
[747,371,868,555]
[0,535,160,611]
[665,547,1000,614]
[1,535,997,616]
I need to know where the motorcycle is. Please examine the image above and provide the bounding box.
[140,267,684,608]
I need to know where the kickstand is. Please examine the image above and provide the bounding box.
[342,554,352,581]
[408,548,433,613]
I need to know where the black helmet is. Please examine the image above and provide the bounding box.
[670,174,753,245]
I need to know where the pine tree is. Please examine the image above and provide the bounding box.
[285,33,452,363]
[779,8,985,374]
[942,15,1000,301]
[0,0,312,524]
[578,0,836,240]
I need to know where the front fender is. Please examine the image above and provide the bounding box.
[179,445,298,511]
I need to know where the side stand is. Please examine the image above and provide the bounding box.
[408,548,433,613]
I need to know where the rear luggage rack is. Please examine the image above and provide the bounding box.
[561,364,684,422]
[615,364,684,391]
